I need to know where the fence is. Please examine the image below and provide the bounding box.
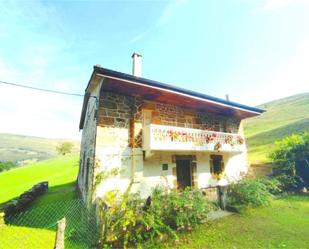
[0,199,99,249]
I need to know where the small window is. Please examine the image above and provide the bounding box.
[162,164,168,171]
[210,155,224,180]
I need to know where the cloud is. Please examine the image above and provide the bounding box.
[0,1,83,139]
[129,31,148,44]
[237,36,309,105]
[265,36,309,90]
[156,0,187,27]
[261,0,309,11]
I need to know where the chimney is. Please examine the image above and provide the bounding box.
[132,53,142,77]
[225,94,230,101]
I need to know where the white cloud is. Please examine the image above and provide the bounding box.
[261,0,309,11]
[156,0,187,27]
[129,31,148,44]
[0,1,83,139]
[235,36,309,106]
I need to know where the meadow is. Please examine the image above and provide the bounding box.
[0,155,87,249]
[244,93,309,164]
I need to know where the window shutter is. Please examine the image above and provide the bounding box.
[191,162,197,188]
[172,167,177,189]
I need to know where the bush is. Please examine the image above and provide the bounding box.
[256,177,282,195]
[269,133,309,190]
[228,179,273,209]
[100,190,176,248]
[99,187,214,248]
[150,187,214,231]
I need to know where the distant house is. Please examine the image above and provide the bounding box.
[78,53,264,204]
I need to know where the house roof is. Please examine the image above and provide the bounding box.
[79,66,265,129]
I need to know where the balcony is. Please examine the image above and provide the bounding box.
[143,124,246,154]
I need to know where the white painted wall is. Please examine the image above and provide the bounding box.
[94,147,248,199]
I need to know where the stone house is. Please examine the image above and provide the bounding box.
[78,53,264,204]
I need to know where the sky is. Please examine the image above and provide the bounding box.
[0,0,308,139]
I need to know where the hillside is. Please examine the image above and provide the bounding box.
[0,133,80,164]
[0,155,79,204]
[0,156,80,248]
[244,93,309,164]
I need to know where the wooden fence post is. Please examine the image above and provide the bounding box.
[54,217,66,249]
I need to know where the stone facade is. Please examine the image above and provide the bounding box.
[79,88,248,203]
[97,91,241,148]
[78,82,102,203]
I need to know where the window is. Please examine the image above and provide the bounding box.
[210,155,224,180]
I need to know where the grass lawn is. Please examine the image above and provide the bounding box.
[155,195,309,249]
[0,155,79,204]
[0,155,93,249]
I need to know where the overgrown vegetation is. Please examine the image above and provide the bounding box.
[269,132,309,190]
[98,185,214,248]
[227,178,276,210]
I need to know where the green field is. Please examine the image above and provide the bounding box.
[0,133,79,164]
[0,155,79,205]
[0,155,85,249]
[244,93,309,164]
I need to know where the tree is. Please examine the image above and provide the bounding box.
[269,133,309,190]
[56,142,74,156]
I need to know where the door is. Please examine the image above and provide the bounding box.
[176,159,192,190]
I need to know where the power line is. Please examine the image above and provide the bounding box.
[0,80,85,97]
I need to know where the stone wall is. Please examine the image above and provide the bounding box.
[97,92,241,149]
[144,101,240,133]
[78,82,102,204]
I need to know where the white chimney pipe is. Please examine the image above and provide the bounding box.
[132,53,142,77]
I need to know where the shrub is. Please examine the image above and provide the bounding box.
[99,187,214,248]
[150,187,214,231]
[100,190,177,248]
[228,178,273,209]
[269,133,309,190]
[256,177,281,195]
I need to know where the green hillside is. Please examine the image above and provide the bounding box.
[0,133,79,164]
[244,93,309,164]
[0,155,79,204]
[0,156,81,249]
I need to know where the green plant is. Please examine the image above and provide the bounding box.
[98,186,214,248]
[256,177,282,195]
[269,133,309,190]
[99,188,177,248]
[150,187,214,232]
[228,178,273,209]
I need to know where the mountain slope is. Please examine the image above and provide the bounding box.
[244,93,309,164]
[0,133,79,164]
